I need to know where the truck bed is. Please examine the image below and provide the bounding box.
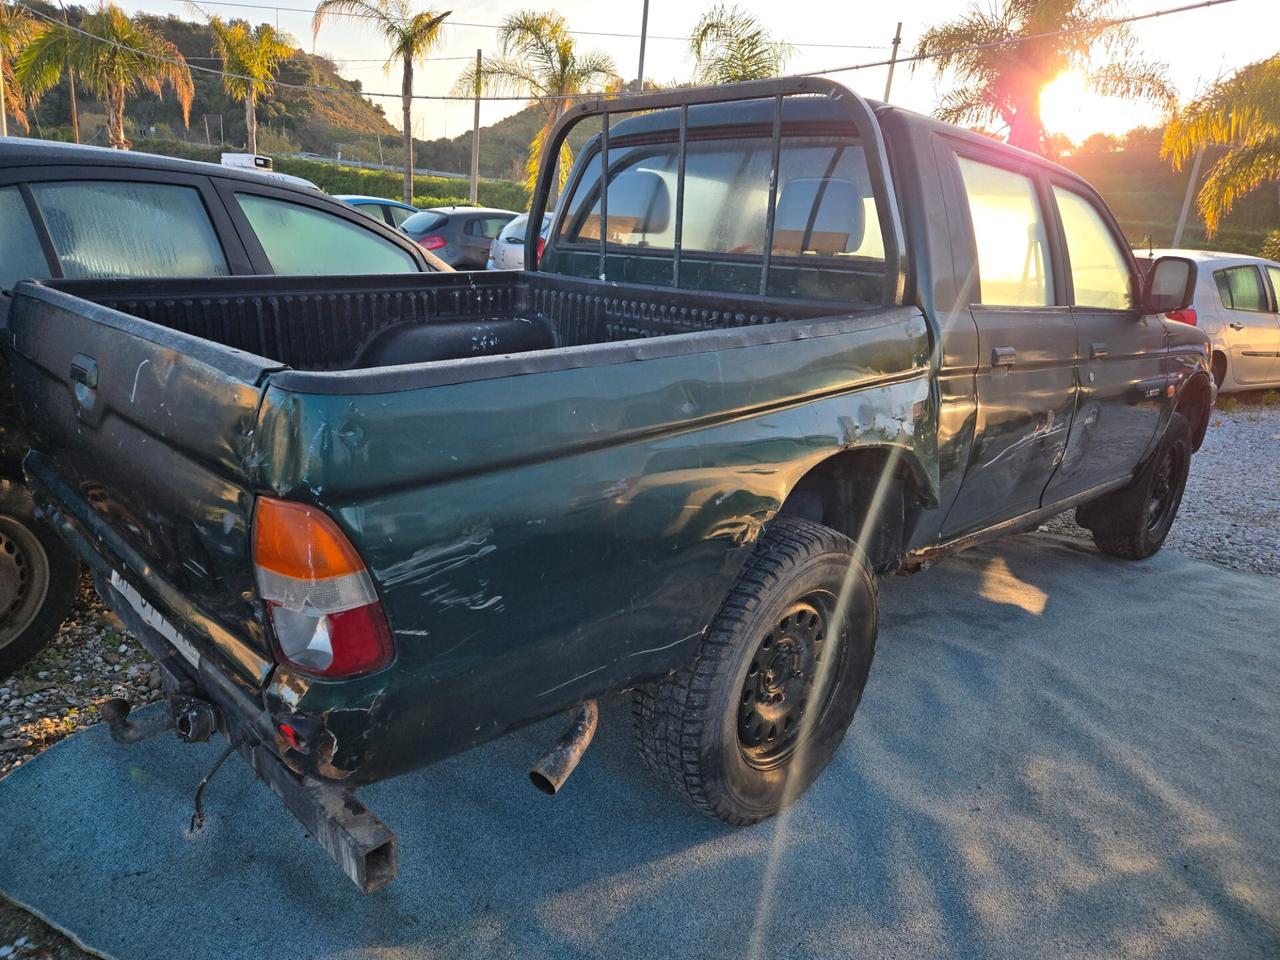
[39,271,853,374]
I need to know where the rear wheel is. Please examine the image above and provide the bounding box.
[631,516,877,825]
[1076,412,1192,561]
[0,482,79,679]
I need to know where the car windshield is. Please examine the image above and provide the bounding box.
[401,211,447,234]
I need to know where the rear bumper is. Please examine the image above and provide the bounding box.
[25,462,399,891]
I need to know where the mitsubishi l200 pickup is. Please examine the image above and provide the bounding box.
[3,79,1214,891]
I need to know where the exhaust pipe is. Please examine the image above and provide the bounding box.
[99,698,172,745]
[529,700,598,795]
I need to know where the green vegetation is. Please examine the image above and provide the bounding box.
[456,11,616,198]
[1162,54,1280,238]
[690,4,792,84]
[137,138,530,209]
[198,10,293,156]
[311,0,450,204]
[19,3,194,149]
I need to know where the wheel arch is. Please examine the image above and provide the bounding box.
[1175,371,1213,452]
[776,446,931,574]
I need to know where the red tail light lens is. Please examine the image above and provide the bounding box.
[1165,308,1197,326]
[253,498,394,679]
[417,235,446,251]
[536,236,546,263]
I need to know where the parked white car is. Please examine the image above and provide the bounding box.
[1139,249,1280,392]
[486,212,553,270]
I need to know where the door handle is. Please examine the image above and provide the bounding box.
[992,346,1017,368]
[1228,321,1245,331]
[69,354,102,425]
[1090,341,1109,359]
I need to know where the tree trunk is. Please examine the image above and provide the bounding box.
[1,61,8,139]
[68,65,79,144]
[245,93,257,155]
[1007,89,1044,155]
[401,56,414,205]
[108,86,130,149]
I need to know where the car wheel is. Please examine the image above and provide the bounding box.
[1076,412,1192,561]
[0,481,79,679]
[631,516,877,825]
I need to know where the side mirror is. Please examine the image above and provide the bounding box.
[1142,256,1196,314]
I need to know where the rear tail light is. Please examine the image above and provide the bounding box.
[253,497,393,679]
[1165,308,1197,326]
[536,236,546,263]
[417,235,446,251]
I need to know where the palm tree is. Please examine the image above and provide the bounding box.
[0,3,41,137]
[1162,54,1280,236]
[312,0,450,204]
[17,4,193,149]
[913,0,1175,155]
[689,3,792,85]
[195,8,293,155]
[455,11,616,200]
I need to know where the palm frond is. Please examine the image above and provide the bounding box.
[1195,139,1280,235]
[690,3,791,84]
[1161,53,1280,168]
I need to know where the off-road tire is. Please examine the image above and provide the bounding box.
[0,481,79,679]
[631,516,877,825]
[1076,412,1192,561]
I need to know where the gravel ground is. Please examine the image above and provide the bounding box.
[1042,389,1280,575]
[0,578,162,782]
[0,389,1276,957]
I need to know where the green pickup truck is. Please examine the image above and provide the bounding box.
[5,79,1214,891]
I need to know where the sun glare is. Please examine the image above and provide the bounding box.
[1040,68,1163,146]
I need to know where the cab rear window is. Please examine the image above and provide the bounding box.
[554,134,886,302]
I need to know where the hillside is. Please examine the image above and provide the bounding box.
[24,0,397,153]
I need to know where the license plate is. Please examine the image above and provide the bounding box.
[109,569,201,669]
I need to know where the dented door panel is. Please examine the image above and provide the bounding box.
[253,309,934,780]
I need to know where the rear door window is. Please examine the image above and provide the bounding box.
[29,181,229,279]
[1052,186,1133,310]
[1215,266,1269,312]
[465,216,509,239]
[234,193,418,275]
[0,187,52,289]
[956,157,1053,307]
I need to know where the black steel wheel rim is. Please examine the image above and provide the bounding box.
[1146,443,1184,533]
[737,592,846,770]
[0,516,51,649]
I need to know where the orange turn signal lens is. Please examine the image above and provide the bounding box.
[252,498,365,581]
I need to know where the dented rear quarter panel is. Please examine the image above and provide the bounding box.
[253,307,935,782]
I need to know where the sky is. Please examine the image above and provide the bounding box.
[119,0,1276,146]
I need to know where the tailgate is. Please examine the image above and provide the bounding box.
[6,281,284,686]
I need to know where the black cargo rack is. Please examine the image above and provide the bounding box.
[525,77,907,308]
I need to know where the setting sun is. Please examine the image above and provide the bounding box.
[1040,68,1165,145]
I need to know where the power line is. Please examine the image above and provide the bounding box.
[802,0,1245,77]
[140,0,891,49]
[18,0,1248,104]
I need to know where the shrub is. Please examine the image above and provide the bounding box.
[1262,231,1280,262]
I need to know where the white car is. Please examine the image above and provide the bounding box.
[1140,249,1280,392]
[486,212,554,270]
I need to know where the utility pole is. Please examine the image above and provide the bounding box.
[883,22,903,103]
[1172,146,1205,247]
[469,48,481,203]
[0,60,7,137]
[636,0,650,92]
[55,2,79,142]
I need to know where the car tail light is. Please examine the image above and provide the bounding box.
[253,497,393,679]
[417,235,446,251]
[536,236,546,263]
[1165,308,1197,326]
